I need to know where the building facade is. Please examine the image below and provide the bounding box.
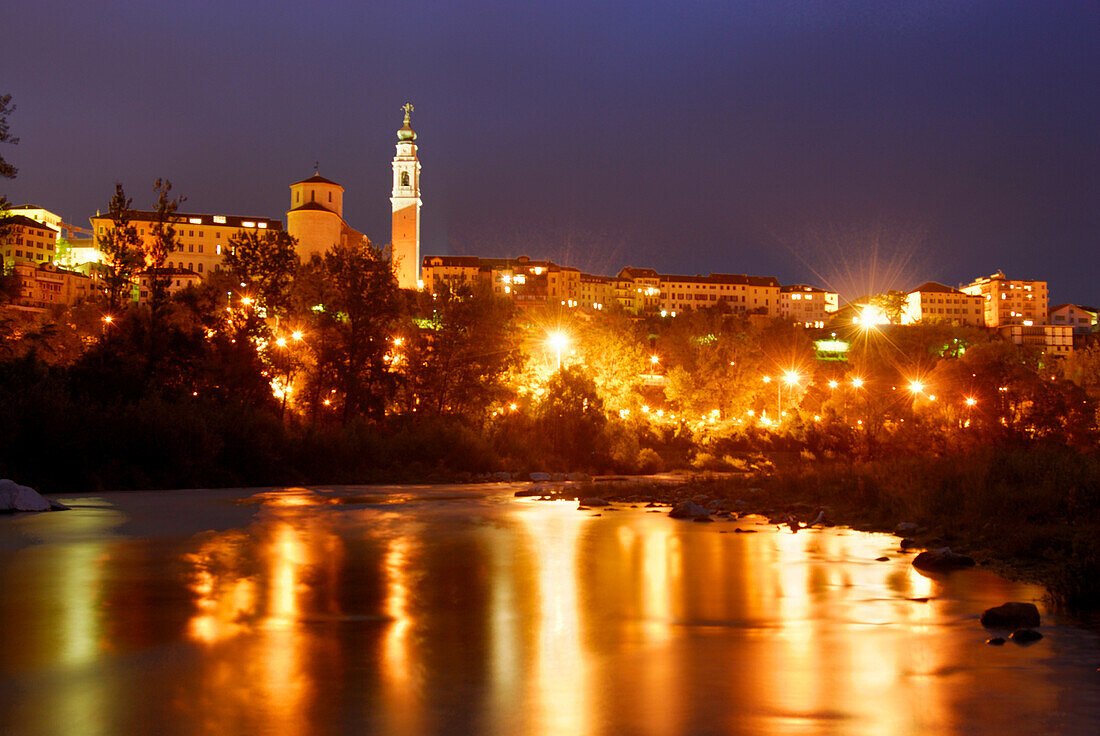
[1049,304,1097,335]
[8,260,93,309]
[658,273,781,317]
[961,271,1048,327]
[1,214,60,266]
[1000,324,1074,357]
[91,210,282,277]
[780,284,838,327]
[902,282,985,326]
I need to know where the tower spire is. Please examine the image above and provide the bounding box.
[391,102,421,290]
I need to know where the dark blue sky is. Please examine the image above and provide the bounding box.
[3,1,1098,304]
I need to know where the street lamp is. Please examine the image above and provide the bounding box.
[547,330,569,371]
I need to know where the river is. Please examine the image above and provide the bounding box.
[1,484,1098,735]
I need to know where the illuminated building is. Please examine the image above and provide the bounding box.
[90,210,282,277]
[960,271,1048,328]
[658,272,781,317]
[1049,303,1097,335]
[134,267,203,305]
[1,213,59,266]
[617,267,661,313]
[902,282,985,326]
[780,284,839,327]
[391,103,422,289]
[287,172,370,262]
[7,260,93,309]
[4,205,62,232]
[577,273,615,310]
[1000,323,1074,357]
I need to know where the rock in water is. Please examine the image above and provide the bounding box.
[0,479,52,512]
[987,637,1006,646]
[912,547,976,572]
[578,497,610,507]
[529,472,552,482]
[981,602,1041,629]
[669,501,710,519]
[1010,629,1043,644]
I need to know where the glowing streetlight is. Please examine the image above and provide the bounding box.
[908,380,925,395]
[828,379,839,390]
[291,330,304,342]
[965,397,977,407]
[650,355,660,365]
[547,330,569,370]
[102,315,113,324]
[275,337,287,348]
[851,377,864,389]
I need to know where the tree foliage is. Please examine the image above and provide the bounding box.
[223,228,299,321]
[99,184,144,311]
[399,284,523,420]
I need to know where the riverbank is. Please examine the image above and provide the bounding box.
[539,446,1100,609]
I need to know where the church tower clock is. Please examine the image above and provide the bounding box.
[391,102,421,289]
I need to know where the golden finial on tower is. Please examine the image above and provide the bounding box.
[398,102,417,141]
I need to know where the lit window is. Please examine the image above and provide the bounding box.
[257,222,267,229]
[213,216,226,224]
[189,218,202,224]
[242,222,255,228]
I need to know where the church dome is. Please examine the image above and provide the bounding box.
[397,103,417,141]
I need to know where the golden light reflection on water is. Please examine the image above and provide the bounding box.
[2,491,1089,736]
[515,500,591,736]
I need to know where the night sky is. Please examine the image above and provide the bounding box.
[3,1,1098,304]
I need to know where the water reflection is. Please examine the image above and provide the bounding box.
[1,488,1098,735]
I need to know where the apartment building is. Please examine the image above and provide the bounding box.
[902,282,985,326]
[90,211,283,278]
[960,271,1048,327]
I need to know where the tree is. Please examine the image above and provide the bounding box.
[99,184,144,311]
[869,290,909,325]
[398,284,523,419]
[536,365,608,470]
[0,94,17,182]
[296,240,400,423]
[0,94,18,227]
[223,228,299,324]
[146,178,185,313]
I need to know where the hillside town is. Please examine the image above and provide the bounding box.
[3,108,1095,358]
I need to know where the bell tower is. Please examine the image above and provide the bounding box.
[391,102,421,289]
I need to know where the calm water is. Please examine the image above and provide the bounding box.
[1,485,1099,735]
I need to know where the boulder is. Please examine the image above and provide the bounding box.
[567,472,592,482]
[986,637,1006,646]
[551,473,567,482]
[529,472,552,482]
[875,556,890,562]
[491,472,512,482]
[895,522,920,535]
[981,602,1041,629]
[1010,629,1043,644]
[578,497,610,507]
[912,547,976,572]
[669,501,711,519]
[0,479,52,512]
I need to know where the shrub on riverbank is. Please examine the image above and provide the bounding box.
[720,446,1100,607]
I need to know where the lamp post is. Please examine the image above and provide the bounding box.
[547,330,569,371]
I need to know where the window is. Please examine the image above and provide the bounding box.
[189,230,193,237]
[188,244,194,252]
[216,244,221,255]
[328,191,332,202]
[197,263,203,273]
[198,245,203,253]
[401,171,410,187]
